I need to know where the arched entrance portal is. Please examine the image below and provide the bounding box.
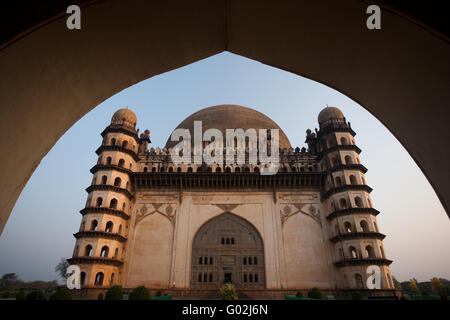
[191,213,265,290]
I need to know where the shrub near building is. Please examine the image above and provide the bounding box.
[105,285,123,300]
[129,286,150,300]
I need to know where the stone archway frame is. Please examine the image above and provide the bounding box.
[0,0,449,235]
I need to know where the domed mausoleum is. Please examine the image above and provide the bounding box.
[69,104,394,299]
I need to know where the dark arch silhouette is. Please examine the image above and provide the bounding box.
[0,0,448,234]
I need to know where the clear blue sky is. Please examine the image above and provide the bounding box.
[0,52,448,283]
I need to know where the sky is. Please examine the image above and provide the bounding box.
[0,52,448,283]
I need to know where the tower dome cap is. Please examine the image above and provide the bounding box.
[111,108,137,127]
[318,106,344,124]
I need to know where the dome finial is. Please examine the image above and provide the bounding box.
[318,106,344,124]
[111,108,137,128]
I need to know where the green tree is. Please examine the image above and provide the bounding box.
[295,291,303,298]
[409,279,419,293]
[50,287,72,300]
[15,289,25,300]
[431,277,443,294]
[352,291,363,300]
[98,292,104,300]
[129,286,150,300]
[105,285,123,300]
[55,258,70,281]
[0,273,22,291]
[308,287,323,299]
[220,283,238,300]
[26,290,46,300]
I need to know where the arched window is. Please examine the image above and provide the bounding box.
[110,138,116,146]
[203,274,207,282]
[110,273,115,285]
[244,167,250,172]
[335,176,342,187]
[349,246,357,259]
[105,221,113,233]
[349,175,357,185]
[243,257,247,265]
[84,245,93,256]
[94,272,104,286]
[254,257,257,265]
[344,221,353,233]
[187,167,193,173]
[291,167,296,172]
[196,167,202,172]
[215,167,222,173]
[109,198,118,209]
[254,167,260,173]
[177,167,182,173]
[118,225,122,234]
[255,274,258,282]
[225,166,231,173]
[90,220,98,231]
[100,246,109,257]
[339,198,348,209]
[235,167,241,173]
[210,257,213,264]
[199,257,202,264]
[331,157,338,166]
[244,274,247,282]
[344,155,353,164]
[160,167,165,172]
[118,159,125,167]
[122,203,126,211]
[122,140,128,148]
[249,274,253,282]
[209,274,213,282]
[198,274,202,282]
[365,245,375,258]
[80,272,86,286]
[300,166,305,172]
[340,137,348,145]
[114,248,118,258]
[355,274,364,288]
[360,220,369,232]
[226,238,230,244]
[168,167,173,172]
[354,196,364,208]
[143,167,148,172]
[114,177,121,187]
[106,157,112,165]
[100,175,107,185]
[95,197,103,207]
[151,167,156,172]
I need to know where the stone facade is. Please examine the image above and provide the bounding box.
[68,104,394,298]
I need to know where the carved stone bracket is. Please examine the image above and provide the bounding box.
[280,203,321,227]
[135,203,177,228]
[213,203,240,213]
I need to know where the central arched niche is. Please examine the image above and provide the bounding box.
[191,213,265,289]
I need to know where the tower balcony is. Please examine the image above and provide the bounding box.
[95,145,140,161]
[330,231,385,243]
[317,123,356,138]
[326,163,368,174]
[90,164,133,176]
[101,124,139,142]
[80,207,130,220]
[85,184,133,200]
[320,144,361,156]
[74,230,127,242]
[326,207,380,220]
[321,184,372,200]
[67,256,124,267]
[334,258,392,268]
